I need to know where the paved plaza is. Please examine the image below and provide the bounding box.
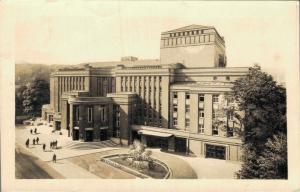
[16,122,241,179]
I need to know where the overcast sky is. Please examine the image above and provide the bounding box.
[14,1,299,83]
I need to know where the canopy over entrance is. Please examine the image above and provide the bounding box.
[138,130,173,138]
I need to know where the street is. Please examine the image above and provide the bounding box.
[15,143,64,179]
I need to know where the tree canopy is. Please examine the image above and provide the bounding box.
[22,78,50,117]
[233,65,287,179]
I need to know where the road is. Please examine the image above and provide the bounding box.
[15,143,64,179]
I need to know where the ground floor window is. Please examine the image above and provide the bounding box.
[205,144,226,160]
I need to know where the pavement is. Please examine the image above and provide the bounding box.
[16,122,241,179]
[16,123,119,179]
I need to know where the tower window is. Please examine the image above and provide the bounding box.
[199,94,205,102]
[186,93,190,99]
[213,76,217,80]
[226,76,230,81]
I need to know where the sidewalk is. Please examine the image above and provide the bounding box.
[15,123,121,179]
[49,159,99,178]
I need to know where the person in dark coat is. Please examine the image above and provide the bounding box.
[33,138,36,145]
[30,129,33,134]
[50,141,53,149]
[52,154,57,163]
[34,128,37,134]
[25,139,29,148]
[54,140,58,149]
[36,137,39,144]
[43,144,46,151]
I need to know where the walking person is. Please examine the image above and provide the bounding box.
[25,138,29,148]
[34,128,37,134]
[30,129,33,134]
[54,140,57,149]
[50,141,53,149]
[36,137,39,144]
[43,144,46,151]
[52,153,57,163]
[33,138,36,145]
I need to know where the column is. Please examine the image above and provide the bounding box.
[204,94,213,135]
[190,93,199,133]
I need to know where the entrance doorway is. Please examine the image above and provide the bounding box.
[85,130,94,142]
[100,129,108,141]
[55,121,61,131]
[73,129,79,140]
[146,136,168,151]
[205,144,226,160]
[175,137,187,153]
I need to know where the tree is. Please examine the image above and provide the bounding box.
[15,85,27,115]
[22,78,50,117]
[233,65,287,179]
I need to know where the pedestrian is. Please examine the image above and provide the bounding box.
[36,137,39,144]
[43,144,46,151]
[50,141,53,149]
[25,139,29,148]
[33,138,36,145]
[34,128,37,134]
[55,140,57,149]
[52,153,57,163]
[30,129,33,134]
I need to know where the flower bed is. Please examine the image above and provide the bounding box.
[100,154,170,179]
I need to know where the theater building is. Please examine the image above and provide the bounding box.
[42,25,249,161]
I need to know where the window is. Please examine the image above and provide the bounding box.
[185,105,190,113]
[74,106,80,121]
[226,76,230,81]
[199,94,204,102]
[173,118,178,126]
[213,95,219,103]
[199,124,204,134]
[173,104,178,112]
[199,110,204,118]
[173,92,178,99]
[87,106,93,123]
[213,76,217,80]
[186,93,190,100]
[213,126,218,135]
[228,128,234,137]
[185,119,190,128]
[212,111,217,119]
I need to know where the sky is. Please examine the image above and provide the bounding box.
[13,1,299,83]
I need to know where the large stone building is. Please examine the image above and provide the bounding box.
[42,25,249,161]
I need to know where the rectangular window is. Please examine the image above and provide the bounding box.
[199,110,204,118]
[226,76,230,81]
[173,118,178,126]
[199,94,204,102]
[213,95,219,103]
[185,105,190,113]
[75,106,80,121]
[199,124,204,134]
[87,106,93,123]
[173,104,178,112]
[185,119,190,128]
[173,92,178,99]
[186,93,190,100]
[228,128,234,137]
[213,126,218,135]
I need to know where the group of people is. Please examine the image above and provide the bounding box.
[25,137,40,147]
[25,128,59,163]
[30,128,38,134]
[50,140,58,149]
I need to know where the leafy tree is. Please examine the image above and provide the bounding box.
[22,78,50,117]
[15,85,27,115]
[233,65,287,179]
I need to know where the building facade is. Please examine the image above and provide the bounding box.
[42,25,249,161]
